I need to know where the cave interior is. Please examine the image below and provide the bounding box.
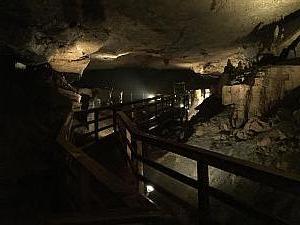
[1,1,300,225]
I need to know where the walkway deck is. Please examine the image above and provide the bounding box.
[56,95,300,225]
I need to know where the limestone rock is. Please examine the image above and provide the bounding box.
[223,66,300,130]
[220,122,231,133]
[195,125,205,137]
[243,118,271,134]
[236,130,249,141]
[269,129,287,141]
[223,85,250,128]
[257,137,272,147]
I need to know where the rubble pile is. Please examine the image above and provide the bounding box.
[189,84,300,173]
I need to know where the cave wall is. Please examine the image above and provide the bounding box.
[1,0,300,73]
[222,65,300,127]
[0,0,106,73]
[222,84,250,128]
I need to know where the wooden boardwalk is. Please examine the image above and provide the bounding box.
[56,95,300,225]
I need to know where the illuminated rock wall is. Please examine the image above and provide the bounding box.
[222,84,250,128]
[223,65,300,127]
[1,0,300,73]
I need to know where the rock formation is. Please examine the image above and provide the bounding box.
[222,65,300,128]
[1,0,300,74]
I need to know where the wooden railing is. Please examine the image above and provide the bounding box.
[58,94,300,224]
[70,94,189,146]
[115,111,300,224]
[55,94,190,216]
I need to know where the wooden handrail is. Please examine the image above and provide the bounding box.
[57,94,300,224]
[55,95,191,220]
[116,111,300,195]
[75,94,187,114]
[115,110,300,224]
[76,95,166,114]
[71,94,187,141]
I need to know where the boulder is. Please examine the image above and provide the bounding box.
[236,130,249,140]
[220,123,231,133]
[194,95,225,120]
[269,129,287,141]
[243,118,271,134]
[257,136,272,147]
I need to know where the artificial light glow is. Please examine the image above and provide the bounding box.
[205,89,211,98]
[94,52,131,61]
[15,62,26,70]
[180,103,184,108]
[146,185,155,193]
[147,94,155,99]
[195,90,204,103]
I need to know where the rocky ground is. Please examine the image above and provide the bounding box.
[189,106,300,173]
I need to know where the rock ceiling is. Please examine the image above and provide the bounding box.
[1,0,300,74]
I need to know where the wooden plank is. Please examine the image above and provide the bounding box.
[197,162,209,211]
[98,115,113,121]
[97,124,113,132]
[57,135,133,196]
[134,131,300,195]
[94,110,99,141]
[72,116,112,130]
[82,124,113,137]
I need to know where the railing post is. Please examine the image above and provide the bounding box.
[185,94,189,122]
[197,161,210,216]
[171,96,175,108]
[136,139,144,194]
[113,107,117,132]
[155,101,158,118]
[171,96,175,120]
[130,134,139,188]
[94,109,99,142]
[131,104,135,119]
